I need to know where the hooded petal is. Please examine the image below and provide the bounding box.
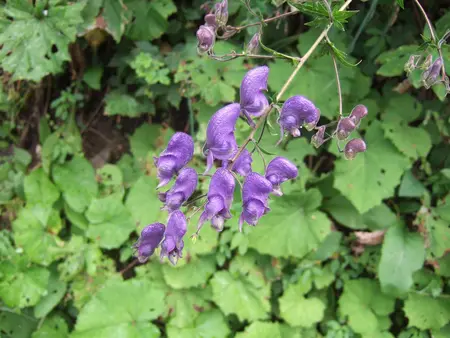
[265,157,298,196]
[196,24,215,53]
[134,223,165,263]
[422,57,443,89]
[240,66,269,119]
[344,138,367,160]
[349,104,368,125]
[214,0,228,27]
[160,210,187,265]
[159,167,198,212]
[336,117,356,140]
[224,149,253,177]
[240,172,272,230]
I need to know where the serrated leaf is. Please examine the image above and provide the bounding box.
[162,255,216,289]
[0,0,85,81]
[248,189,331,258]
[34,271,67,318]
[102,0,130,42]
[333,121,410,213]
[85,195,135,249]
[404,293,450,330]
[339,279,395,335]
[378,223,425,296]
[32,315,69,338]
[376,45,420,77]
[166,288,212,328]
[235,321,284,338]
[52,156,98,213]
[166,309,230,338]
[72,278,164,337]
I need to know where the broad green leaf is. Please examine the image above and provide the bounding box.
[399,170,427,197]
[72,278,164,337]
[279,280,325,328]
[52,156,98,213]
[166,309,230,338]
[248,189,331,258]
[404,293,450,330]
[82,66,103,90]
[339,279,395,335]
[0,311,37,338]
[166,288,212,328]
[85,195,136,249]
[32,315,69,338]
[102,0,130,42]
[333,121,410,213]
[433,324,450,338]
[0,257,49,308]
[235,321,284,338]
[378,224,425,296]
[104,91,153,117]
[162,255,216,289]
[210,270,270,321]
[376,45,420,77]
[34,271,67,318]
[426,213,450,258]
[0,1,85,81]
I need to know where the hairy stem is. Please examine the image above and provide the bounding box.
[234,10,299,31]
[227,0,353,168]
[210,52,300,62]
[327,36,343,117]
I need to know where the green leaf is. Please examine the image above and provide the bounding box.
[339,279,395,335]
[104,91,153,117]
[0,257,49,308]
[0,0,85,81]
[85,195,136,249]
[83,66,103,90]
[378,223,425,296]
[376,45,420,77]
[328,39,361,67]
[102,0,130,42]
[166,309,230,338]
[396,0,404,9]
[129,123,174,162]
[210,270,270,321]
[34,271,67,318]
[333,121,410,213]
[72,278,164,337]
[404,293,450,330]
[162,255,216,289]
[0,311,37,338]
[166,288,212,328]
[248,189,331,259]
[131,53,171,86]
[425,213,450,259]
[52,156,98,213]
[235,321,284,338]
[32,316,69,338]
[399,170,427,197]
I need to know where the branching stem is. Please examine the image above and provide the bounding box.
[327,36,343,117]
[234,10,300,31]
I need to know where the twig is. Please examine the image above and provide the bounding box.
[227,0,353,169]
[413,0,447,80]
[327,36,343,117]
[234,10,300,31]
[209,52,300,62]
[119,258,139,275]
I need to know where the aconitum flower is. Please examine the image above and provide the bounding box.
[223,149,253,177]
[197,24,216,53]
[133,223,165,263]
[239,172,272,230]
[215,0,228,27]
[344,138,367,160]
[311,126,326,148]
[240,66,269,127]
[154,132,194,188]
[198,168,235,232]
[278,95,320,144]
[204,103,241,173]
[160,210,187,265]
[349,104,368,125]
[265,157,298,196]
[422,57,443,89]
[246,33,260,54]
[336,117,356,140]
[158,167,198,212]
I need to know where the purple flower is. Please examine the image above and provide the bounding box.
[344,138,367,160]
[133,223,165,263]
[349,104,368,126]
[197,24,216,53]
[204,103,241,174]
[311,126,326,148]
[239,172,272,230]
[204,13,217,27]
[336,117,356,140]
[278,95,320,144]
[154,132,194,188]
[215,0,228,27]
[240,66,269,127]
[223,149,253,177]
[198,168,235,232]
[158,167,198,212]
[422,57,443,89]
[160,210,187,265]
[265,157,298,196]
[246,33,260,55]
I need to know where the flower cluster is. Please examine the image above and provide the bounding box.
[134,61,368,265]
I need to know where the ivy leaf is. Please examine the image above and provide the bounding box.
[404,293,450,330]
[0,0,85,81]
[333,121,410,213]
[166,309,230,338]
[162,255,216,289]
[210,270,270,321]
[235,322,285,338]
[378,223,425,296]
[32,315,69,338]
[34,271,67,318]
[0,256,49,308]
[339,279,395,335]
[52,156,98,213]
[248,189,331,259]
[85,195,136,249]
[72,278,164,337]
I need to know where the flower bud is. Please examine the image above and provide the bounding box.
[133,223,165,263]
[336,117,356,140]
[265,157,298,196]
[160,210,187,265]
[349,104,368,126]
[311,126,326,148]
[344,138,366,160]
[215,0,228,27]
[422,57,443,89]
[196,24,216,53]
[246,33,260,55]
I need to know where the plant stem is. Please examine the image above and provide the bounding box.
[210,52,300,62]
[234,10,300,31]
[327,36,343,117]
[227,0,353,168]
[413,0,447,80]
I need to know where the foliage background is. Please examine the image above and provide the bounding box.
[0,0,450,337]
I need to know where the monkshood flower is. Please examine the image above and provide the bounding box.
[160,210,187,265]
[223,149,253,177]
[204,13,217,27]
[422,57,443,89]
[204,103,241,173]
[240,66,269,127]
[154,132,194,188]
[158,167,198,212]
[133,223,165,263]
[265,157,298,196]
[336,117,356,141]
[277,95,320,144]
[239,172,273,231]
[198,168,235,232]
[215,0,228,27]
[311,126,326,148]
[344,138,367,160]
[196,24,216,53]
[246,33,260,54]
[349,104,368,126]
